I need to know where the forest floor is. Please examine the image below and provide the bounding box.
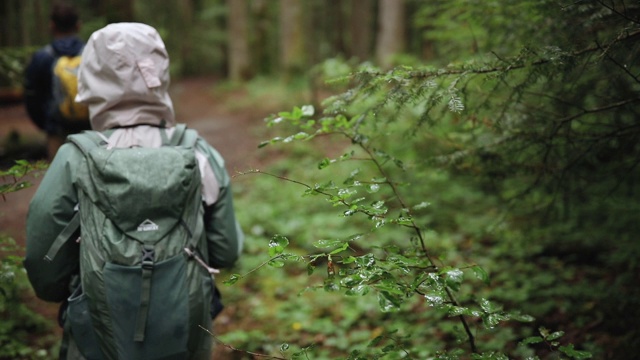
[0,76,279,359]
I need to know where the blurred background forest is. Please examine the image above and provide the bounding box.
[1,0,640,359]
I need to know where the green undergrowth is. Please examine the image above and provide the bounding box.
[222,138,587,358]
[1,161,57,360]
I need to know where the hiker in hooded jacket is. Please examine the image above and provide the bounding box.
[24,23,244,360]
[24,2,91,160]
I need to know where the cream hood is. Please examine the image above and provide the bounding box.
[76,23,175,131]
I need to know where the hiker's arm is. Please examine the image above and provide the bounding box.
[203,184,244,269]
[23,51,52,131]
[197,139,244,268]
[24,144,80,302]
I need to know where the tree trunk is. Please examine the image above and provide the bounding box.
[102,0,135,23]
[330,0,346,57]
[279,0,305,76]
[20,0,30,47]
[34,0,46,45]
[350,0,374,61]
[375,0,405,69]
[177,0,195,75]
[227,0,251,81]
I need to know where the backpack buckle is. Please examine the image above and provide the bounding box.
[141,245,155,269]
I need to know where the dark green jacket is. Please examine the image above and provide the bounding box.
[24,133,243,303]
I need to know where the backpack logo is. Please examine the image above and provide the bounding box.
[137,219,159,232]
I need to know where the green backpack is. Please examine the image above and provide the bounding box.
[45,125,218,360]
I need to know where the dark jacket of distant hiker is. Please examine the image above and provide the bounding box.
[24,35,85,134]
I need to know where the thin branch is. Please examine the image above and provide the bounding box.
[356,142,478,354]
[200,326,289,359]
[596,0,640,24]
[554,96,640,125]
[357,29,640,80]
[239,159,479,353]
[599,40,640,84]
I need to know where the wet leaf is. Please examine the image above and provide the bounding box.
[268,235,289,257]
[313,239,343,248]
[471,265,490,285]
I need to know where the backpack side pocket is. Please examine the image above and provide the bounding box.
[67,285,104,360]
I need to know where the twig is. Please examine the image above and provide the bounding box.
[200,326,289,360]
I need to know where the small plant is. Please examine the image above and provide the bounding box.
[1,160,56,359]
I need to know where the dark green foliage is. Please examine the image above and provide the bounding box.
[0,47,37,90]
[0,237,57,360]
[1,161,55,359]
[228,0,638,358]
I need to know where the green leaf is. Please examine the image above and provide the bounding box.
[547,331,565,341]
[268,258,285,268]
[318,158,331,169]
[509,312,535,323]
[368,335,384,347]
[558,344,592,359]
[471,265,490,285]
[483,313,509,329]
[293,132,310,140]
[445,268,464,291]
[268,235,289,257]
[342,256,357,264]
[478,298,502,314]
[520,336,544,345]
[313,239,343,248]
[329,242,349,255]
[223,274,242,285]
[345,284,369,296]
[394,216,413,226]
[377,291,402,312]
[307,263,316,275]
[323,280,339,292]
[375,280,405,295]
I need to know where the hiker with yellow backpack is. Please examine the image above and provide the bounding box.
[24,2,90,161]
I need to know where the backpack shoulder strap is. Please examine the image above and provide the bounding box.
[44,209,81,262]
[161,123,198,148]
[180,127,199,148]
[170,123,186,145]
[43,131,106,262]
[67,131,107,156]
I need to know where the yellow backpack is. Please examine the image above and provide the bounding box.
[46,45,89,123]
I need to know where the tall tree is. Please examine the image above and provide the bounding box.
[102,0,134,23]
[350,0,374,61]
[279,0,305,76]
[375,0,405,68]
[177,0,195,75]
[330,0,346,57]
[227,0,251,80]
